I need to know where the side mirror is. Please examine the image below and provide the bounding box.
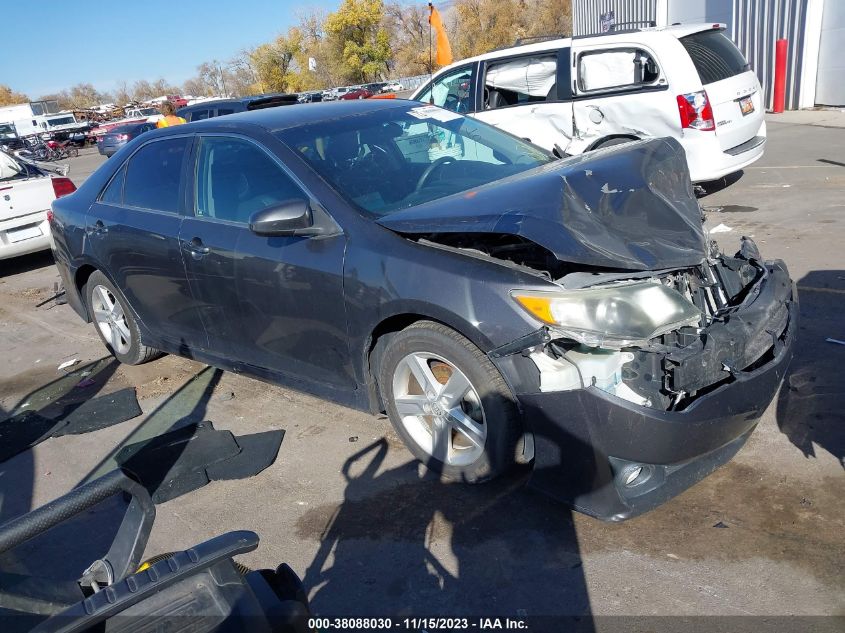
[249,199,313,236]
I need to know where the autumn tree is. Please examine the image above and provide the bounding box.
[250,29,304,92]
[384,2,434,76]
[113,80,132,105]
[324,0,392,83]
[0,85,30,106]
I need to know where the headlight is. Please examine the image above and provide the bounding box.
[512,282,702,349]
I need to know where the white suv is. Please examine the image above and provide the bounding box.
[411,24,765,183]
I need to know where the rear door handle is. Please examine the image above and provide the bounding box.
[89,220,107,235]
[183,237,210,259]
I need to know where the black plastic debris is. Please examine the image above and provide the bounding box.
[116,421,283,503]
[713,521,729,528]
[0,388,142,463]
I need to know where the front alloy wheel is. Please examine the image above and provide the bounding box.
[392,352,487,467]
[378,321,523,482]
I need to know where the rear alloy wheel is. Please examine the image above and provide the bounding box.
[85,270,162,365]
[378,321,522,482]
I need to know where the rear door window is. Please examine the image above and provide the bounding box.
[483,53,558,109]
[123,137,189,213]
[577,48,661,93]
[190,109,211,121]
[680,30,749,84]
[216,108,235,116]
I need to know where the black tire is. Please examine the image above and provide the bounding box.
[85,270,162,365]
[376,321,522,483]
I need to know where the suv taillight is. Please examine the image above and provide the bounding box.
[52,177,76,198]
[677,91,715,131]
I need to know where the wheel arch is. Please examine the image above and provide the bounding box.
[362,307,495,414]
[586,134,641,152]
[73,263,99,321]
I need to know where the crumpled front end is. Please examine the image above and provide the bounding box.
[490,238,797,521]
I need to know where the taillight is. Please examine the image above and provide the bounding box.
[52,177,76,198]
[117,134,129,141]
[677,91,715,131]
[46,209,54,223]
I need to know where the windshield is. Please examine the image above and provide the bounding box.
[139,108,159,116]
[278,104,551,216]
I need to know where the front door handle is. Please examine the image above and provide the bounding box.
[183,237,210,259]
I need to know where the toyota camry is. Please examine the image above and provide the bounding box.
[50,100,796,520]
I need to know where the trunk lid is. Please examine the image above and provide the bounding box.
[377,137,707,271]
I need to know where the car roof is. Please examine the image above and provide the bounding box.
[429,22,723,70]
[159,99,411,136]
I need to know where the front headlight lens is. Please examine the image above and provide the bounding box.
[512,282,702,348]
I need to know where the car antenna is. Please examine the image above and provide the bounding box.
[428,2,434,104]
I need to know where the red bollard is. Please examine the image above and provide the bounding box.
[772,38,787,113]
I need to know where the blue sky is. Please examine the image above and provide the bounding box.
[4,0,339,98]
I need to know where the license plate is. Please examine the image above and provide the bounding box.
[739,96,754,116]
[7,225,43,243]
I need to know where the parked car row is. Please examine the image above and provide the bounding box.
[321,81,404,101]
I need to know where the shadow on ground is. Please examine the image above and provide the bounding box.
[777,270,845,468]
[0,250,55,278]
[301,430,595,621]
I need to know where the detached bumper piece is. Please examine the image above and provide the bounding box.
[503,260,797,521]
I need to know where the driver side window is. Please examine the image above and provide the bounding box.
[417,67,474,113]
[195,137,306,224]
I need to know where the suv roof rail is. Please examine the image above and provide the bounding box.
[572,20,657,40]
[513,34,568,46]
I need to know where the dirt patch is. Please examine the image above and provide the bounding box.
[117,356,206,400]
[576,460,845,590]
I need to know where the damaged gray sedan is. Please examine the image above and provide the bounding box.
[51,100,796,520]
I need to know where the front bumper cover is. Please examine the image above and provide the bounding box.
[496,260,797,521]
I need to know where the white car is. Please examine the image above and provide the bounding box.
[0,151,76,259]
[411,24,765,183]
[382,81,404,93]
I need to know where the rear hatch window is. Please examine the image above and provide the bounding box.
[681,30,749,85]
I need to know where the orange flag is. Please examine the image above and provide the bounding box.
[429,3,453,66]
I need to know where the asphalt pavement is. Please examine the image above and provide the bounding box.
[0,112,842,624]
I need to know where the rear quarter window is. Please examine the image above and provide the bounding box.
[681,30,749,85]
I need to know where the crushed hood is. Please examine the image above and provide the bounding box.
[377,137,708,271]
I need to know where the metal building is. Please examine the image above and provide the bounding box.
[572,0,843,109]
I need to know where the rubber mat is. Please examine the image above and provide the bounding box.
[0,388,142,463]
[116,421,284,503]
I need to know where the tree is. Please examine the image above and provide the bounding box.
[66,83,104,109]
[324,0,392,83]
[250,29,304,93]
[385,2,434,76]
[131,80,156,102]
[0,85,30,106]
[113,80,132,105]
